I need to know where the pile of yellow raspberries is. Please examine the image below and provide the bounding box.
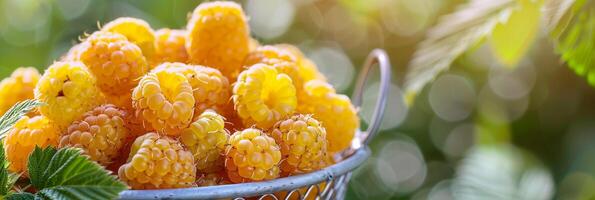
[0,1,359,189]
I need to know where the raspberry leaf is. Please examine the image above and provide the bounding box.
[27,147,127,200]
[0,100,42,139]
[0,143,19,196]
[4,192,34,200]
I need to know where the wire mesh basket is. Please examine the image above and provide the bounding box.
[118,49,392,200]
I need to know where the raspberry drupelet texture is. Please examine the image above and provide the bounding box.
[77,31,149,107]
[59,104,130,166]
[118,133,196,189]
[132,68,195,135]
[0,67,40,115]
[102,17,156,60]
[269,114,328,175]
[186,1,250,80]
[153,29,188,65]
[297,80,359,152]
[276,44,327,82]
[4,115,59,174]
[35,61,103,128]
[233,64,297,129]
[244,46,304,94]
[225,128,281,183]
[180,110,229,173]
[152,63,231,118]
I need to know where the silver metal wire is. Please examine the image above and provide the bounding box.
[118,49,392,200]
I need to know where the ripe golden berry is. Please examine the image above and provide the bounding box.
[102,17,156,60]
[131,68,195,135]
[4,115,59,174]
[225,128,281,183]
[276,44,327,82]
[269,114,328,175]
[233,64,297,129]
[118,133,196,189]
[297,80,359,152]
[78,31,149,99]
[59,104,129,166]
[35,61,103,128]
[244,46,304,94]
[180,110,229,173]
[152,29,188,65]
[186,1,250,80]
[0,67,40,115]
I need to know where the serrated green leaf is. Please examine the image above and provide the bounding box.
[4,192,35,200]
[404,0,516,104]
[28,147,127,200]
[0,100,42,139]
[490,0,543,67]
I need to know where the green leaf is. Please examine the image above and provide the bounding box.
[452,145,554,200]
[0,143,18,196]
[549,0,595,86]
[490,0,543,67]
[0,100,42,139]
[28,147,127,200]
[404,0,517,104]
[4,192,35,200]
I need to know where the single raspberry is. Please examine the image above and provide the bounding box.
[186,1,250,80]
[244,46,304,94]
[225,128,281,183]
[297,80,359,152]
[196,171,230,186]
[131,68,195,136]
[152,29,188,65]
[77,31,149,100]
[233,64,297,129]
[152,63,231,118]
[180,110,229,173]
[35,61,103,128]
[102,17,156,60]
[269,114,328,175]
[118,133,196,189]
[276,44,327,82]
[59,104,130,166]
[4,115,60,174]
[0,67,40,115]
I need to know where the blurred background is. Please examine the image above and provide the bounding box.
[0,0,593,199]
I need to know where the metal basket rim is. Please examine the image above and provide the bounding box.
[118,147,371,200]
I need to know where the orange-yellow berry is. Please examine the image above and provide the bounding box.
[118,133,196,189]
[152,29,188,65]
[131,67,195,135]
[276,44,327,82]
[59,104,129,166]
[244,46,304,94]
[225,128,281,183]
[4,115,59,174]
[297,80,359,152]
[186,1,250,80]
[0,67,40,115]
[35,61,103,128]
[233,64,297,129]
[102,17,156,60]
[78,31,149,99]
[180,110,229,173]
[269,114,328,175]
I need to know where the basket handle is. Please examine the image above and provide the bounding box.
[351,49,391,146]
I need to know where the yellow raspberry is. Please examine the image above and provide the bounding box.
[118,133,196,189]
[59,104,130,166]
[4,115,60,174]
[131,68,195,136]
[180,110,229,173]
[152,63,231,118]
[233,64,297,129]
[244,46,304,93]
[197,172,230,186]
[276,44,327,82]
[78,31,149,99]
[186,1,250,80]
[35,61,103,128]
[152,29,188,65]
[225,128,281,183]
[0,67,40,115]
[102,17,156,60]
[269,114,328,175]
[297,80,359,152]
